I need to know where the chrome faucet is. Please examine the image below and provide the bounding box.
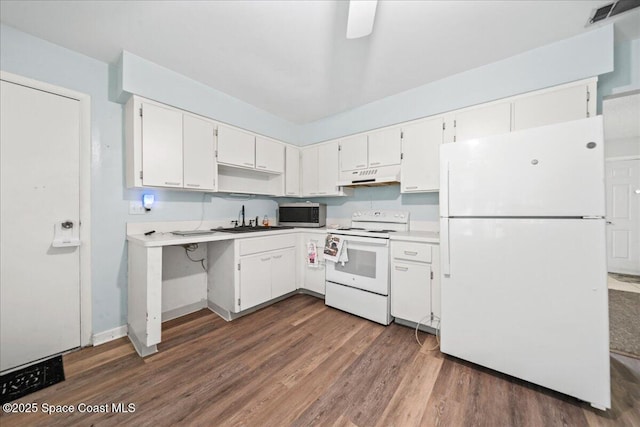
[241,205,246,227]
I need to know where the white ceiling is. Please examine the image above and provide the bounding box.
[1,1,639,124]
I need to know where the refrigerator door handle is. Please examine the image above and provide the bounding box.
[442,218,450,275]
[439,161,450,218]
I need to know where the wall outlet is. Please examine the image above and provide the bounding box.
[129,200,147,215]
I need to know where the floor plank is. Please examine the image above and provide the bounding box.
[1,294,637,427]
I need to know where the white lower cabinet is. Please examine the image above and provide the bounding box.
[239,252,273,310]
[390,240,440,328]
[298,233,326,295]
[208,234,297,315]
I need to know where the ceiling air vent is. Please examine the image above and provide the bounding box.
[590,0,640,24]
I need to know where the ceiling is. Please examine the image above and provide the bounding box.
[1,1,639,124]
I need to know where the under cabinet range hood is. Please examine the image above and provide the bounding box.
[337,164,401,187]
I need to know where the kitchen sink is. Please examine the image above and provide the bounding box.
[214,226,295,233]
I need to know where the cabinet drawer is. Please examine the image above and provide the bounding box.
[239,234,296,256]
[392,242,432,263]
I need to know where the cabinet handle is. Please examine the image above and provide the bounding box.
[405,186,418,190]
[370,162,381,166]
[260,257,271,262]
[287,192,295,195]
[257,165,267,169]
[272,254,283,259]
[404,250,418,256]
[165,181,181,186]
[318,192,327,195]
[243,162,254,166]
[309,192,318,195]
[394,266,409,272]
[186,183,201,187]
[355,164,366,168]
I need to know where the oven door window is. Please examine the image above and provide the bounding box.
[334,248,377,278]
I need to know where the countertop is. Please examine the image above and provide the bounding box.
[127,226,439,247]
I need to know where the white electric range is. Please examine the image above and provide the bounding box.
[325,210,410,325]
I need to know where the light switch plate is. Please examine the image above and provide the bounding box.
[129,201,147,215]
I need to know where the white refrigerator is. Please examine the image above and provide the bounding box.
[439,117,610,410]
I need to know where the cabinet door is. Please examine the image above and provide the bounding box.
[513,85,588,131]
[141,102,183,188]
[217,125,255,168]
[255,137,285,173]
[318,141,340,195]
[301,234,326,295]
[453,102,511,143]
[301,146,319,196]
[239,253,272,310]
[183,115,216,190]
[401,118,443,192]
[271,248,296,298]
[368,127,401,167]
[285,146,300,196]
[340,134,368,172]
[391,261,431,324]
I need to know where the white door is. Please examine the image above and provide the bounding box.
[183,115,216,191]
[606,159,640,275]
[284,146,300,196]
[1,80,81,372]
[141,102,183,188]
[452,101,511,143]
[217,125,255,168]
[368,127,401,167]
[339,134,368,172]
[440,217,610,409]
[401,118,443,192]
[441,117,605,218]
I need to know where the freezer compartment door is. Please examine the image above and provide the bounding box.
[440,218,610,408]
[441,117,605,218]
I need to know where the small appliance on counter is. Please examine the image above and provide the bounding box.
[278,202,326,228]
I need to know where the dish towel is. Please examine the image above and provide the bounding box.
[324,234,348,265]
[307,241,319,268]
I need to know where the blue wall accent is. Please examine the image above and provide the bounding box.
[117,51,298,143]
[299,25,615,145]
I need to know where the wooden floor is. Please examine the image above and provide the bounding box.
[2,295,639,426]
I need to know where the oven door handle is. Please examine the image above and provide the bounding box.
[334,235,389,246]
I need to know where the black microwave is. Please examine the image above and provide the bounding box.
[278,203,326,228]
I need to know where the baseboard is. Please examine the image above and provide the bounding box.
[92,325,128,346]
[298,289,325,299]
[162,300,208,322]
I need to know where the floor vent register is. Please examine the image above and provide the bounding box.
[0,355,65,404]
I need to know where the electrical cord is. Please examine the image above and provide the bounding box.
[183,243,207,272]
[415,314,441,351]
[192,193,206,231]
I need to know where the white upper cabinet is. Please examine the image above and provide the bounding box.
[255,136,285,173]
[401,117,443,193]
[140,102,184,188]
[368,127,401,167]
[318,141,341,195]
[217,125,255,168]
[339,128,401,173]
[451,102,512,143]
[301,146,320,196]
[513,84,591,131]
[301,141,349,197]
[285,145,300,196]
[183,115,216,191]
[340,135,368,171]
